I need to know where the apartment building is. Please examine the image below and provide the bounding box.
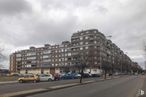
[71,29,106,73]
[10,41,72,75]
[10,29,136,75]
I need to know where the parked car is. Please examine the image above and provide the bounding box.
[72,73,81,79]
[11,73,23,77]
[114,72,120,76]
[141,72,145,75]
[134,73,138,76]
[91,74,101,77]
[108,73,113,76]
[18,74,39,83]
[82,73,91,78]
[60,73,74,79]
[54,73,61,81]
[38,74,54,81]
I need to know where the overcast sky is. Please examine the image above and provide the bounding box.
[0,0,146,69]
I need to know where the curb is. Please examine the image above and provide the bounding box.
[0,81,17,85]
[1,89,48,97]
[1,76,121,97]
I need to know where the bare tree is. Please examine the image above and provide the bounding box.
[0,48,5,69]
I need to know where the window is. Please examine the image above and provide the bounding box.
[68,53,71,56]
[16,58,21,61]
[80,42,83,45]
[16,53,21,57]
[65,58,67,61]
[80,47,83,50]
[43,50,51,54]
[94,41,97,44]
[62,54,64,56]
[85,46,88,49]
[26,52,36,56]
[85,36,88,39]
[65,49,67,52]
[43,55,49,59]
[26,57,36,60]
[31,60,36,63]
[85,42,88,45]
[80,37,83,40]
[61,49,64,52]
[43,59,50,63]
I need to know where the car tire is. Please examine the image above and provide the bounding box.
[48,79,52,82]
[33,80,37,83]
[19,80,23,83]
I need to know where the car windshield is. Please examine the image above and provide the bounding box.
[23,75,33,77]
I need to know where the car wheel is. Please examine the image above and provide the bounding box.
[19,80,23,83]
[33,80,37,83]
[48,78,52,81]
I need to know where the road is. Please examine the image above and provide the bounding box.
[0,77,97,95]
[26,75,145,97]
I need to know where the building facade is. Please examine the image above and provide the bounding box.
[9,29,138,75]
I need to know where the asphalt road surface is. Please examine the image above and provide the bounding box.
[27,75,145,97]
[0,77,96,95]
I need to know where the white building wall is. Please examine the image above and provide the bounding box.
[20,70,26,74]
[27,69,41,74]
[84,68,102,74]
[44,69,50,74]
[55,68,60,74]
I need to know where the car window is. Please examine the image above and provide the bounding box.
[45,74,50,77]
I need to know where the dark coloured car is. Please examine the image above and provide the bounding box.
[60,73,74,80]
[80,73,90,78]
[71,73,81,79]
[91,74,101,77]
[54,73,60,81]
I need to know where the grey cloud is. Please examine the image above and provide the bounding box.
[0,0,31,15]
[0,48,7,63]
[38,0,92,9]
[32,15,77,45]
[0,11,79,46]
[0,0,146,68]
